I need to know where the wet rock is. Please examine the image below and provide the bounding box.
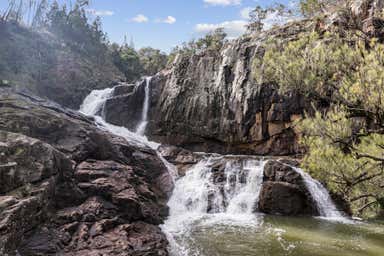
[0,131,74,194]
[258,181,311,216]
[0,131,74,253]
[158,145,201,176]
[104,79,147,131]
[75,160,168,224]
[112,83,135,96]
[263,160,301,184]
[258,160,318,216]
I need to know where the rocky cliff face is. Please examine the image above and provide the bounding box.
[103,0,384,157]
[0,88,171,255]
[104,21,312,156]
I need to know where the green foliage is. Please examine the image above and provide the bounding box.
[299,108,384,218]
[1,1,168,85]
[256,32,361,100]
[168,28,227,61]
[111,45,142,82]
[195,28,227,51]
[138,47,168,76]
[256,31,384,218]
[247,4,291,33]
[110,44,168,81]
[299,0,324,17]
[340,40,384,115]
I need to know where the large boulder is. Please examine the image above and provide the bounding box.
[258,160,318,216]
[104,81,147,131]
[0,88,172,255]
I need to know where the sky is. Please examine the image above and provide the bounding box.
[0,0,292,52]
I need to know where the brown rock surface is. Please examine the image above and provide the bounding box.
[258,160,318,216]
[0,88,172,255]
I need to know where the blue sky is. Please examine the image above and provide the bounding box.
[1,0,291,52]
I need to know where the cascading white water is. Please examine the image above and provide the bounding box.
[294,167,344,219]
[79,85,159,149]
[226,159,265,214]
[136,76,152,136]
[162,157,266,255]
[79,87,114,117]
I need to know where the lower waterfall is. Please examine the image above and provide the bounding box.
[293,168,342,218]
[78,85,359,256]
[161,157,350,256]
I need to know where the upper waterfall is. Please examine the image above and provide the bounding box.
[79,87,114,117]
[136,76,152,136]
[79,84,159,150]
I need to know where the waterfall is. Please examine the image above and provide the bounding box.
[165,157,265,217]
[226,159,265,214]
[162,157,349,255]
[294,167,344,219]
[79,87,114,117]
[79,84,159,149]
[136,76,152,136]
[162,157,266,255]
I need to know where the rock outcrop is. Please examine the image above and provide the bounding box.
[258,160,318,216]
[104,82,145,131]
[0,88,171,255]
[104,22,312,156]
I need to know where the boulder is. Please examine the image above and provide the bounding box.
[258,160,318,216]
[75,160,169,224]
[258,181,311,216]
[104,79,147,131]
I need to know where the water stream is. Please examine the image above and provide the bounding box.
[79,83,384,256]
[136,76,152,136]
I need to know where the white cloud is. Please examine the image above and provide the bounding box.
[131,14,149,23]
[195,20,247,38]
[204,0,241,6]
[162,16,177,24]
[240,7,253,19]
[86,9,114,16]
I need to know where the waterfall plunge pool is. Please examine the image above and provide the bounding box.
[163,214,384,256]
